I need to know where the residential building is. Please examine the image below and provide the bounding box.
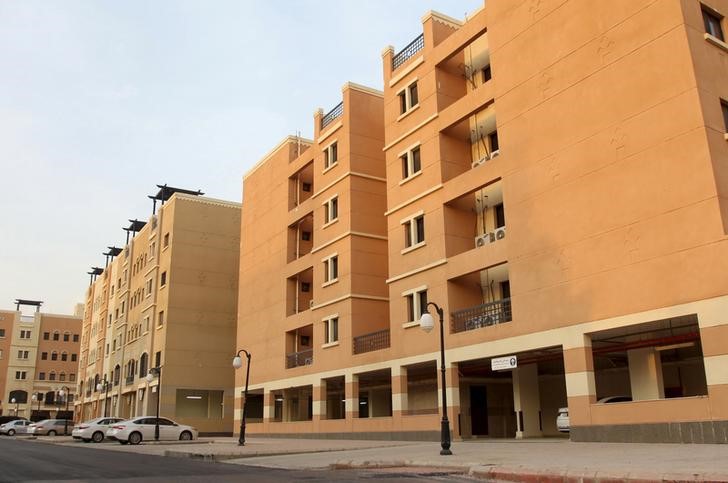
[235,0,728,444]
[75,187,241,435]
[0,300,81,419]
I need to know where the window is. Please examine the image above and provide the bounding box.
[43,332,50,340]
[15,371,27,380]
[324,196,338,224]
[404,287,428,323]
[20,330,31,339]
[144,316,150,332]
[301,231,311,241]
[0,349,3,359]
[495,203,506,228]
[155,351,161,367]
[398,80,419,114]
[0,328,4,337]
[403,213,425,248]
[324,141,338,170]
[73,334,79,342]
[158,311,165,327]
[53,331,59,341]
[323,255,339,283]
[51,352,58,361]
[38,372,45,380]
[482,64,492,83]
[49,372,56,381]
[324,316,339,344]
[71,353,77,362]
[70,373,76,382]
[160,271,167,287]
[489,130,500,154]
[60,373,66,382]
[722,99,728,133]
[400,145,422,180]
[121,301,125,315]
[703,5,724,41]
[146,279,153,296]
[163,232,170,247]
[302,182,312,192]
[17,350,29,360]
[63,332,70,342]
[301,282,311,293]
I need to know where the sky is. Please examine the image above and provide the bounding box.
[0,0,482,315]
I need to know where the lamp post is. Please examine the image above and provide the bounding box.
[11,398,18,416]
[232,349,251,446]
[58,387,71,435]
[419,302,453,456]
[145,367,162,441]
[96,377,111,417]
[31,393,40,420]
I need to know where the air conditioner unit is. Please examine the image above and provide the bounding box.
[493,226,506,241]
[475,233,491,248]
[471,153,490,169]
[309,299,315,309]
[304,358,313,365]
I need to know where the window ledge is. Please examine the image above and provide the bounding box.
[402,321,420,329]
[399,170,423,186]
[322,278,339,288]
[322,162,338,175]
[322,341,340,349]
[401,241,426,255]
[322,218,339,230]
[704,33,728,53]
[396,103,420,122]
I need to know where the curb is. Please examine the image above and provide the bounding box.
[165,445,393,463]
[329,461,728,482]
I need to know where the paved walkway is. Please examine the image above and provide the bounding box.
[32,436,728,481]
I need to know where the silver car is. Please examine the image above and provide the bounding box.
[27,419,73,436]
[0,419,30,436]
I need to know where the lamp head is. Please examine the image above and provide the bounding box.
[232,356,242,369]
[146,373,154,384]
[58,389,65,397]
[96,383,103,392]
[11,398,16,404]
[419,312,435,333]
[31,394,37,402]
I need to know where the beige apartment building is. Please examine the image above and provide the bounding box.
[75,187,241,435]
[0,300,81,420]
[235,0,728,444]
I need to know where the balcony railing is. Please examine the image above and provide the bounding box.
[392,33,424,70]
[451,298,512,334]
[85,389,92,397]
[321,101,343,130]
[125,376,134,386]
[352,329,390,355]
[286,349,313,369]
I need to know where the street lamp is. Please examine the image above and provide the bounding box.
[232,349,251,446]
[420,302,453,456]
[96,377,111,417]
[11,398,18,416]
[31,393,41,420]
[146,367,162,441]
[58,387,71,435]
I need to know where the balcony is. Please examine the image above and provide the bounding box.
[352,329,391,355]
[392,33,424,70]
[286,267,313,316]
[451,298,512,334]
[321,101,343,130]
[125,376,134,386]
[286,349,313,369]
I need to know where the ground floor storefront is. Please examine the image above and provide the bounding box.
[236,295,728,443]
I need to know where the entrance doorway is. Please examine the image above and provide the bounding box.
[470,385,489,436]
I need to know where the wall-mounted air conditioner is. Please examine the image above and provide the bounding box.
[475,226,506,248]
[472,154,489,169]
[309,299,315,309]
[492,226,506,240]
[490,149,500,159]
[475,233,491,248]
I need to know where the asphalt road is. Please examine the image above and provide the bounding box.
[0,438,469,482]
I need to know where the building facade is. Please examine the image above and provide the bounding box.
[235,0,728,444]
[75,189,241,435]
[0,301,81,420]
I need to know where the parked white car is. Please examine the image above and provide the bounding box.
[106,417,198,445]
[0,419,30,436]
[556,407,569,432]
[72,417,124,443]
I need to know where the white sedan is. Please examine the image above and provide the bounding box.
[106,416,198,445]
[72,417,125,443]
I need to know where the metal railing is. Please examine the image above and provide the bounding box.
[286,349,313,369]
[451,298,512,334]
[125,376,134,385]
[352,329,390,355]
[321,101,343,130]
[392,33,424,70]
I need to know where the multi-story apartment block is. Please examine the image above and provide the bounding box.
[236,0,728,444]
[75,187,241,435]
[0,300,81,420]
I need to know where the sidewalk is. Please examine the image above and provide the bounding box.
[34,435,728,481]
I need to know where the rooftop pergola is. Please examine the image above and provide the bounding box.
[148,184,204,214]
[14,299,42,312]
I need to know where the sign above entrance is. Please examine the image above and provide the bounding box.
[491,355,517,371]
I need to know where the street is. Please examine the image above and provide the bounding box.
[0,438,469,482]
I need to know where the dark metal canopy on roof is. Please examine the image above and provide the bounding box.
[105,247,122,257]
[90,267,104,275]
[14,299,42,312]
[124,219,147,233]
[149,184,204,203]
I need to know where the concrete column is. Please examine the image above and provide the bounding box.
[564,340,597,427]
[263,390,275,422]
[628,347,664,400]
[512,363,542,438]
[345,373,359,419]
[391,366,408,417]
[313,382,326,422]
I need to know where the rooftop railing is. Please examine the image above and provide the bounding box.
[286,349,313,369]
[352,329,390,355]
[392,33,424,70]
[451,298,512,334]
[321,101,343,130]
